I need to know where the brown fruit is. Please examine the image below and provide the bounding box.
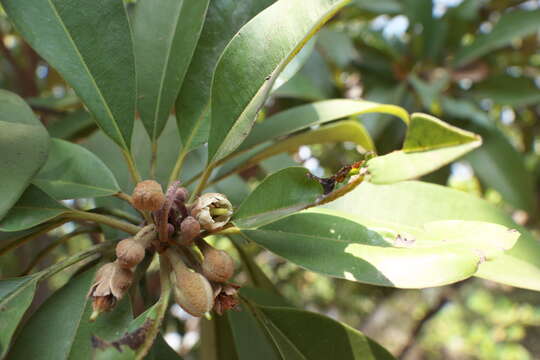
[116,238,145,268]
[132,180,165,211]
[201,248,234,282]
[179,216,200,246]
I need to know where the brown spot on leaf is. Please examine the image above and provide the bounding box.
[91,319,154,352]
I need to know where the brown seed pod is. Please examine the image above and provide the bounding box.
[132,180,165,211]
[166,250,214,317]
[179,216,201,246]
[197,239,234,282]
[110,261,134,299]
[116,238,145,268]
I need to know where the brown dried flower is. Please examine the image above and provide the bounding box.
[88,261,134,320]
[212,283,240,315]
[191,193,233,231]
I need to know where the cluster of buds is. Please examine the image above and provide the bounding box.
[88,180,238,320]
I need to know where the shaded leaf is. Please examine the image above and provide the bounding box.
[0,276,38,358]
[0,90,49,220]
[208,0,350,162]
[471,74,540,107]
[0,185,69,232]
[200,314,239,360]
[33,139,120,200]
[454,9,540,66]
[242,211,517,288]
[8,266,132,360]
[271,36,317,91]
[134,0,209,140]
[47,110,97,141]
[367,113,481,183]
[1,0,136,149]
[233,167,323,229]
[176,0,275,153]
[328,181,540,291]
[258,305,396,360]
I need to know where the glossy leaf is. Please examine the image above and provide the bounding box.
[237,99,408,154]
[233,167,323,229]
[176,0,275,153]
[0,276,38,358]
[329,181,540,291]
[215,121,374,187]
[134,0,209,140]
[454,9,540,66]
[200,315,239,360]
[8,267,132,360]
[0,185,69,232]
[271,36,317,91]
[258,305,396,360]
[208,0,350,162]
[33,139,120,200]
[1,0,136,149]
[242,211,517,288]
[367,113,481,183]
[0,90,49,220]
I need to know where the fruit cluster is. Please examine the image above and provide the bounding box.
[88,180,238,320]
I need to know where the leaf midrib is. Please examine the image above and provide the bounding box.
[46,0,127,149]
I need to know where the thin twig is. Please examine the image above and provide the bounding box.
[67,211,140,235]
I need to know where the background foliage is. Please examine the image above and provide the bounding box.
[0,0,540,359]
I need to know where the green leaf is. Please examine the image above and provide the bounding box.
[233,167,323,229]
[258,305,396,360]
[454,9,540,66]
[471,75,540,107]
[237,99,408,155]
[1,0,136,149]
[208,0,350,162]
[175,0,275,153]
[0,90,50,221]
[200,315,239,360]
[47,110,97,142]
[0,276,38,358]
[442,97,535,212]
[367,113,481,183]
[33,139,120,200]
[242,211,517,288]
[133,0,209,141]
[328,181,540,291]
[8,266,132,360]
[0,185,69,232]
[271,36,317,91]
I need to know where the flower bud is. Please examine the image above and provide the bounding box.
[178,216,200,246]
[132,180,165,211]
[166,250,214,317]
[116,238,145,268]
[174,187,189,204]
[197,239,234,282]
[191,193,233,231]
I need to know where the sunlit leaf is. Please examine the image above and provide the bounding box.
[329,181,540,291]
[176,0,275,153]
[242,211,517,288]
[367,113,481,183]
[208,0,350,162]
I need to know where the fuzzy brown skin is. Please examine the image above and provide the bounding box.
[201,249,234,283]
[132,180,165,211]
[116,238,145,268]
[179,216,201,246]
[173,270,214,317]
